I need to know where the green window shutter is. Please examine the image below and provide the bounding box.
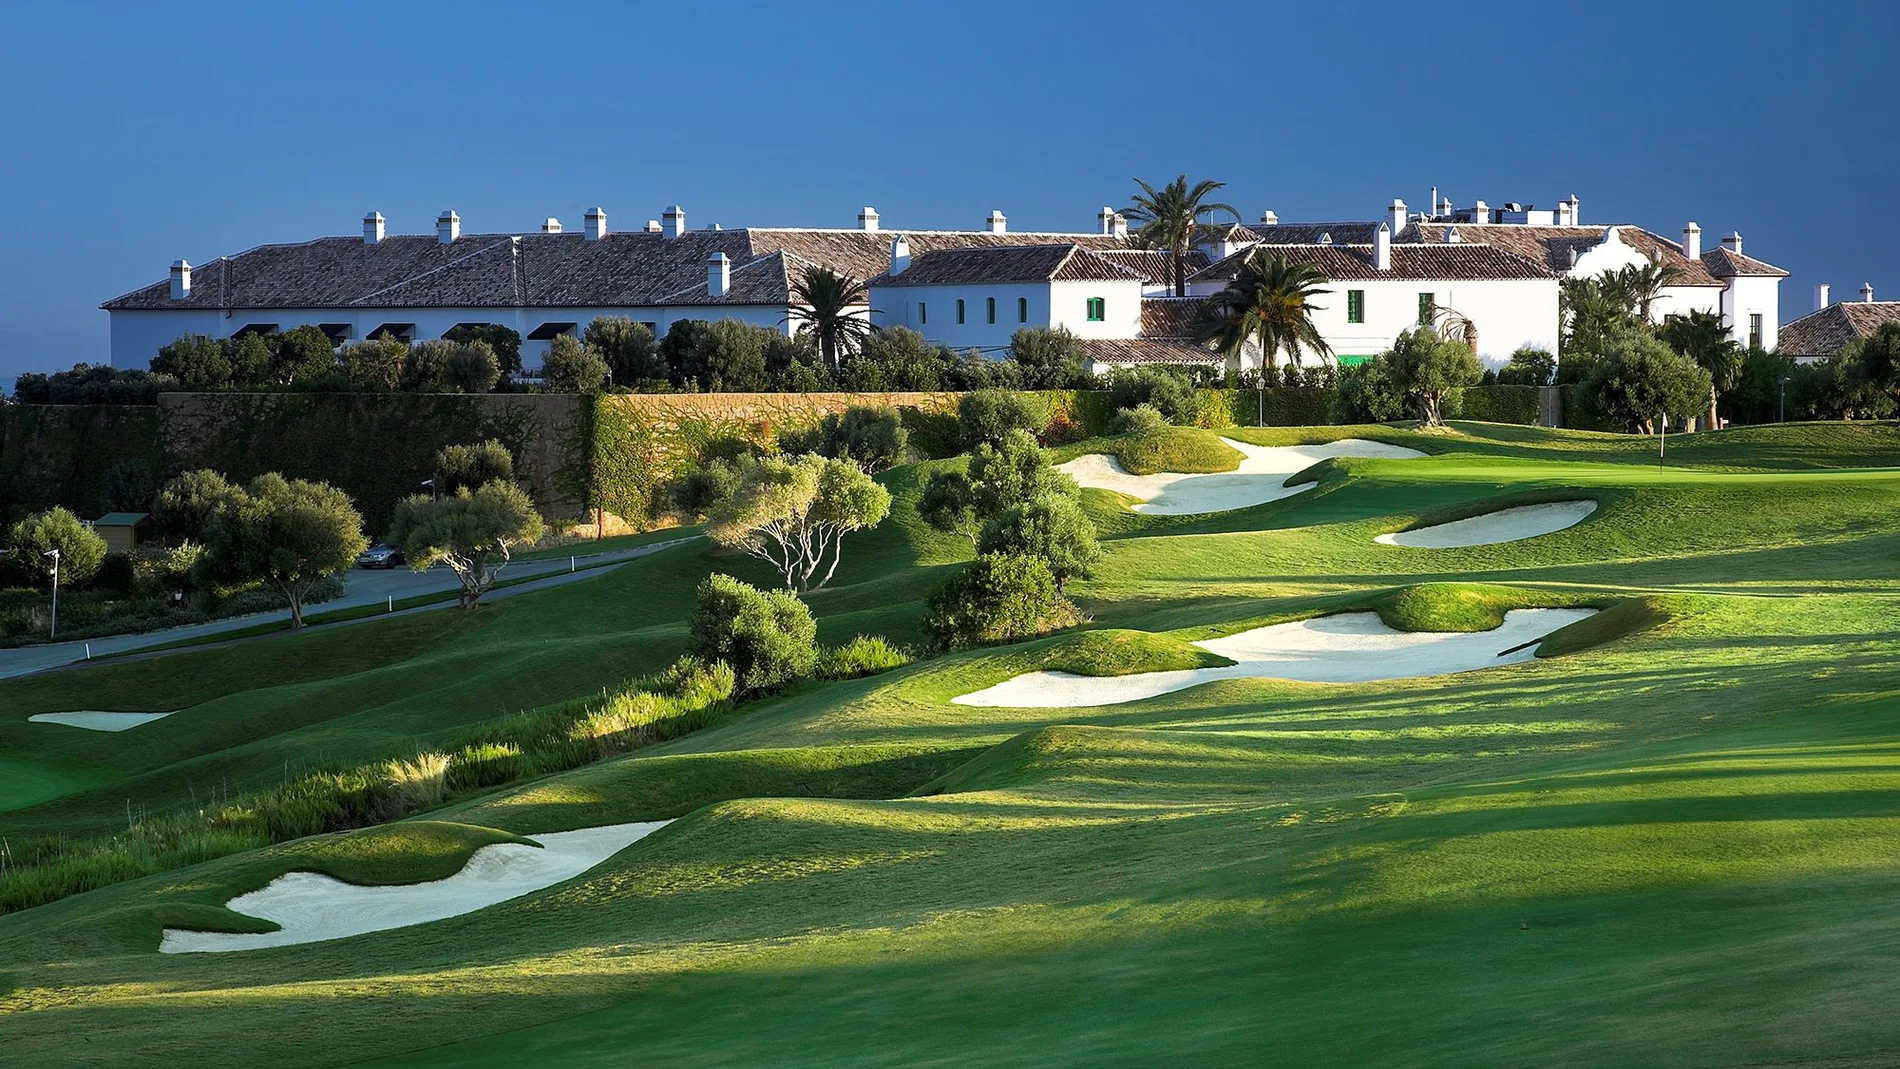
[919,302,926,325]
[1086,297,1105,322]
[1348,290,1364,324]
[987,297,996,324]
[1018,297,1028,323]
[957,299,965,324]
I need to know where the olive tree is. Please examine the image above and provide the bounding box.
[202,474,368,627]
[541,334,610,392]
[1386,327,1482,426]
[977,494,1100,591]
[1581,329,1715,433]
[387,481,546,609]
[435,439,515,494]
[7,507,108,587]
[704,454,891,593]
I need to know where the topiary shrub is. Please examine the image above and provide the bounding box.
[923,552,1081,651]
[959,389,1049,448]
[688,573,817,693]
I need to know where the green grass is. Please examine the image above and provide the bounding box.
[1107,426,1243,475]
[7,422,1900,1067]
[0,753,121,814]
[1037,628,1235,675]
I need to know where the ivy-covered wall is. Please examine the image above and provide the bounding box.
[0,404,165,524]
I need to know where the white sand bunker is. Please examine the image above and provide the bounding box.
[1060,438,1426,514]
[28,711,173,731]
[160,820,672,954]
[953,608,1596,708]
[1376,501,1599,548]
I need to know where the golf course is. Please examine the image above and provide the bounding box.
[3,418,1900,1067]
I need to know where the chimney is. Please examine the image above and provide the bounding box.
[1681,222,1701,259]
[1444,226,1463,243]
[1470,199,1490,223]
[542,217,562,234]
[584,206,607,240]
[1864,282,1876,303]
[1098,206,1116,235]
[985,209,1007,234]
[1388,198,1406,233]
[858,206,880,232]
[1374,221,1392,270]
[1815,284,1830,311]
[436,210,460,244]
[707,252,729,298]
[663,205,686,239]
[1722,232,1743,255]
[1111,212,1128,239]
[1259,210,1278,225]
[169,259,191,300]
[363,211,385,245]
[644,219,662,233]
[888,233,911,276]
[1556,195,1580,226]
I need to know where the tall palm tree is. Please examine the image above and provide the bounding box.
[1122,175,1238,297]
[1617,261,1685,322]
[1194,250,1332,421]
[785,265,871,369]
[1658,307,1742,428]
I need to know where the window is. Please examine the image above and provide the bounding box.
[1347,290,1365,324]
[1749,313,1763,350]
[987,297,996,324]
[1086,297,1106,322]
[918,302,926,325]
[956,299,966,324]
[1417,293,1435,326]
[1018,297,1028,323]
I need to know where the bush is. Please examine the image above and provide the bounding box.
[923,552,1081,651]
[816,635,912,680]
[1334,358,1407,423]
[1009,327,1092,389]
[382,752,450,812]
[1106,366,1200,425]
[688,573,817,693]
[966,430,1078,516]
[446,742,522,791]
[435,439,515,494]
[541,334,611,392]
[959,389,1049,447]
[977,494,1101,590]
[6,507,108,587]
[779,405,910,471]
[1111,404,1168,434]
[1111,426,1242,475]
[1498,345,1556,387]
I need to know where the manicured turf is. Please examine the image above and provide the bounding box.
[4,420,1900,1068]
[0,753,120,813]
[1107,426,1244,474]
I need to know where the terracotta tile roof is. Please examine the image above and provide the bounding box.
[1094,248,1209,288]
[1777,302,1900,358]
[1141,296,1203,338]
[867,244,1144,287]
[1244,221,1383,244]
[1080,338,1222,365]
[1189,242,1553,284]
[102,227,1133,311]
[1700,246,1789,278]
[1396,222,1727,286]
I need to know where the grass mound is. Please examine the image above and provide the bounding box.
[1039,629,1235,676]
[1112,427,1243,475]
[1534,595,1676,657]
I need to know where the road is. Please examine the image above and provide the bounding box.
[0,539,696,680]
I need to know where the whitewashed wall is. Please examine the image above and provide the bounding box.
[1721,276,1781,350]
[1186,276,1559,363]
[868,283,1051,351]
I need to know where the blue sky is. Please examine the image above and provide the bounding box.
[0,0,1892,377]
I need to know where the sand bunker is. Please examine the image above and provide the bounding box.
[28,711,173,731]
[952,608,1596,708]
[1376,501,1599,548]
[1059,438,1425,514]
[160,820,672,953]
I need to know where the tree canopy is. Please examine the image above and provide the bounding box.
[704,454,891,593]
[386,481,545,609]
[1123,175,1237,298]
[6,507,107,587]
[1385,327,1482,426]
[1581,328,1714,433]
[202,474,368,627]
[1193,250,1332,370]
[542,334,610,392]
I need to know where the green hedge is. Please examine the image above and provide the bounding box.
[1455,385,1541,425]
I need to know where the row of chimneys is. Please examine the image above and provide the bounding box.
[1814,282,1878,310]
[356,205,1046,246]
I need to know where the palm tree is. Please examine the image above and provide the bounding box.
[785,265,871,369]
[1193,249,1332,422]
[1122,175,1238,297]
[1618,261,1685,322]
[1658,308,1742,428]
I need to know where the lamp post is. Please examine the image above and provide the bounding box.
[42,548,60,640]
[421,478,436,503]
[1777,375,1790,423]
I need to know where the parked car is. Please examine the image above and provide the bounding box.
[355,543,405,569]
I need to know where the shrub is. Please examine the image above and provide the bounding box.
[923,552,1081,651]
[1111,404,1168,434]
[977,494,1101,590]
[1498,346,1555,386]
[688,573,818,693]
[919,470,981,547]
[382,752,450,812]
[584,316,665,386]
[1334,358,1407,423]
[542,334,611,392]
[435,439,516,494]
[6,507,108,587]
[442,324,524,375]
[1009,327,1091,388]
[780,405,910,471]
[816,635,913,680]
[966,430,1078,516]
[1106,366,1200,425]
[669,458,740,518]
[959,389,1049,447]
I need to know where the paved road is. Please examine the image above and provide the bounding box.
[0,539,696,680]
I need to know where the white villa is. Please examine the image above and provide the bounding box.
[102,193,1788,374]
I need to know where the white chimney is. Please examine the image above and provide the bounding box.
[1864,282,1876,303]
[542,217,563,234]
[858,206,880,232]
[707,252,729,297]
[1470,199,1490,223]
[1374,222,1392,271]
[888,234,911,276]
[1260,210,1279,225]
[169,259,191,300]
[644,219,662,233]
[986,209,1007,234]
[1111,212,1128,239]
[1098,206,1116,235]
[1722,232,1743,255]
[1681,222,1701,259]
[1815,284,1830,311]
[663,205,686,239]
[436,210,460,244]
[584,206,607,240]
[363,211,385,245]
[1388,199,1406,233]
[1556,195,1580,226]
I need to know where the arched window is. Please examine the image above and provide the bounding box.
[956,298,966,324]
[1018,297,1028,323]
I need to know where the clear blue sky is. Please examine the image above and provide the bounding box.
[0,0,1892,377]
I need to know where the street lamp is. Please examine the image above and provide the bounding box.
[421,478,436,502]
[1777,375,1791,423]
[42,548,59,639]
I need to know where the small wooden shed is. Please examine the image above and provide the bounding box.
[91,512,151,554]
